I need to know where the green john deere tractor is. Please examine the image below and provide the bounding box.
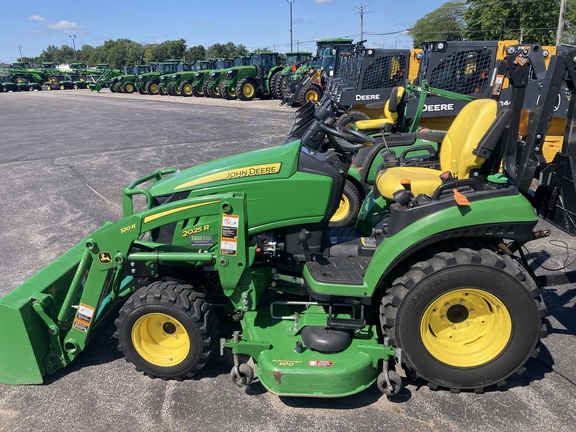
[219,52,282,101]
[135,60,186,95]
[282,38,353,106]
[0,47,565,399]
[271,51,312,99]
[88,67,121,93]
[0,73,21,92]
[203,58,235,98]
[110,65,152,93]
[160,59,215,96]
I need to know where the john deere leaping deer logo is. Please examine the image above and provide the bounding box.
[98,252,113,264]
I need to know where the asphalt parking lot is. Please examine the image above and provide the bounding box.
[0,89,575,432]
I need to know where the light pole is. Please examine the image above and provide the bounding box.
[69,34,77,60]
[288,0,294,52]
[18,44,23,62]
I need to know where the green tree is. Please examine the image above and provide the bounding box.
[409,1,466,47]
[150,39,186,61]
[186,45,206,61]
[99,39,145,68]
[558,0,576,44]
[206,42,247,59]
[465,0,559,44]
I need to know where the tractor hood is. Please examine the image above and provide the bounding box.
[148,140,302,197]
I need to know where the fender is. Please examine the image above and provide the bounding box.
[362,191,538,297]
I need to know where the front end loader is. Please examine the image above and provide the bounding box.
[1,48,564,398]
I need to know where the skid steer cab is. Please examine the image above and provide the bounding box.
[0,49,559,397]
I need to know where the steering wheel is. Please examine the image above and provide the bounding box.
[319,122,375,144]
[326,91,351,115]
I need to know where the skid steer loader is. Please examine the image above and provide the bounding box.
[1,47,571,398]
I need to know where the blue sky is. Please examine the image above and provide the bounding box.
[0,0,447,64]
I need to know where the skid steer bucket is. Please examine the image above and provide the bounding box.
[0,242,86,384]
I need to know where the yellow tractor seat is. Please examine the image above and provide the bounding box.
[355,87,405,131]
[376,98,499,199]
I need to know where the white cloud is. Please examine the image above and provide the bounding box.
[314,0,334,4]
[46,20,79,31]
[28,15,46,22]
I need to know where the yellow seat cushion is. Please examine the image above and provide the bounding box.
[376,98,498,199]
[376,166,444,198]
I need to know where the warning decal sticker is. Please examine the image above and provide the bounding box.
[220,214,239,255]
[309,360,333,367]
[73,303,95,332]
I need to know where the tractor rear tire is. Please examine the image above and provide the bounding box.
[237,78,256,101]
[298,83,323,104]
[269,71,281,99]
[115,281,218,380]
[380,243,547,392]
[329,179,362,227]
[158,85,168,95]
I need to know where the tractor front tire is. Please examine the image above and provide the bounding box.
[219,83,237,100]
[237,78,256,101]
[179,81,193,97]
[122,82,135,93]
[204,81,217,98]
[298,83,323,104]
[329,179,362,227]
[191,84,203,97]
[146,81,159,95]
[381,244,547,392]
[115,281,218,380]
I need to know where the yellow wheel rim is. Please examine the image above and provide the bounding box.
[150,83,158,93]
[330,194,350,223]
[132,313,190,367]
[305,89,319,101]
[183,83,192,95]
[126,83,134,92]
[420,288,512,367]
[243,83,254,97]
[229,88,236,97]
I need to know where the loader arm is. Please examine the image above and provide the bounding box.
[0,192,250,384]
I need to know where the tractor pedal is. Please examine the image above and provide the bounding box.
[326,317,366,330]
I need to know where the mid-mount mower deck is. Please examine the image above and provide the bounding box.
[3,47,576,398]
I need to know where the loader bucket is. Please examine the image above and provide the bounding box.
[0,242,86,384]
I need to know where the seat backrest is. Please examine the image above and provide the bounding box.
[439,98,498,179]
[382,86,405,123]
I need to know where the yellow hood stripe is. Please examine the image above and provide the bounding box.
[175,163,282,190]
[143,200,219,224]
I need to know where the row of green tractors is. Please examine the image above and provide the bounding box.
[88,39,356,104]
[0,61,115,92]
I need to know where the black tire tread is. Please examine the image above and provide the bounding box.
[114,280,218,380]
[380,241,547,391]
